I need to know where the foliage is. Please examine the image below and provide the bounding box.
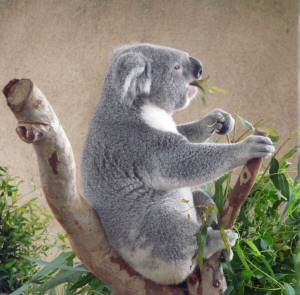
[0,166,53,293]
[0,166,114,295]
[11,251,115,295]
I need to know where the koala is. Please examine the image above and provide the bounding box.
[81,43,274,285]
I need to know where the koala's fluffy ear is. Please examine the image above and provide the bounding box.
[115,52,151,105]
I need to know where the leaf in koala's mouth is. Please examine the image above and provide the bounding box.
[190,79,206,104]
[190,79,205,91]
[190,76,210,93]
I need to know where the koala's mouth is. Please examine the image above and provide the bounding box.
[187,84,198,99]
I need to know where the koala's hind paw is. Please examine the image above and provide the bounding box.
[224,230,238,261]
[225,230,238,247]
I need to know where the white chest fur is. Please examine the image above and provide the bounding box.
[140,103,178,134]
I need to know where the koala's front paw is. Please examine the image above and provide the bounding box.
[206,109,235,135]
[240,135,275,161]
[224,230,238,261]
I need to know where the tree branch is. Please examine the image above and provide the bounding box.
[188,130,267,294]
[3,79,186,295]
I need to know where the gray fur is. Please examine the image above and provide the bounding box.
[81,43,274,285]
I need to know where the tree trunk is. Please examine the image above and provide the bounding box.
[3,79,265,295]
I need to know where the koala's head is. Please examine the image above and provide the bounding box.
[108,43,202,113]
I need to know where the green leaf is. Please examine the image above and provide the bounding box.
[239,269,253,279]
[223,285,234,295]
[267,128,280,142]
[5,261,16,269]
[219,225,231,259]
[10,283,31,295]
[190,80,206,104]
[37,270,83,292]
[25,256,89,272]
[278,173,292,200]
[270,157,280,188]
[213,173,230,213]
[260,255,275,278]
[240,206,254,227]
[284,282,296,295]
[29,252,78,281]
[244,240,261,257]
[236,115,254,130]
[235,243,252,272]
[260,239,270,250]
[196,224,207,271]
[270,157,292,200]
[69,273,95,291]
[279,145,299,168]
[207,85,228,95]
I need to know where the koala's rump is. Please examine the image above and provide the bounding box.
[97,185,199,284]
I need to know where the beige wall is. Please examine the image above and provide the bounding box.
[0,0,298,215]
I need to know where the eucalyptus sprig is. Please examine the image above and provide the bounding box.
[190,76,227,104]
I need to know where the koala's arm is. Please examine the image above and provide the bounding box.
[177,109,235,143]
[145,135,274,191]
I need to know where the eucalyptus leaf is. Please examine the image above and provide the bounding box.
[235,243,252,272]
[35,270,83,292]
[244,240,261,257]
[196,224,207,271]
[284,282,296,295]
[279,145,299,168]
[223,285,234,295]
[220,225,231,258]
[236,115,254,130]
[207,85,228,94]
[239,269,253,279]
[25,256,89,273]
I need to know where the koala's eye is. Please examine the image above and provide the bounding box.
[174,64,181,70]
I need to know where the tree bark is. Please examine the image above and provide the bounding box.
[3,79,186,295]
[3,79,266,295]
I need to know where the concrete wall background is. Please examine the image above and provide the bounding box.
[0,0,298,230]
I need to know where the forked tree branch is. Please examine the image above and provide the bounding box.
[3,79,186,295]
[3,79,265,295]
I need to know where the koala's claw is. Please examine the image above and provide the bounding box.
[242,135,275,160]
[224,230,239,247]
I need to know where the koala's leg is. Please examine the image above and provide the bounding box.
[192,190,217,224]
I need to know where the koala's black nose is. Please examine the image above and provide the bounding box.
[189,56,203,79]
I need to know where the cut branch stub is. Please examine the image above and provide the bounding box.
[3,79,187,295]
